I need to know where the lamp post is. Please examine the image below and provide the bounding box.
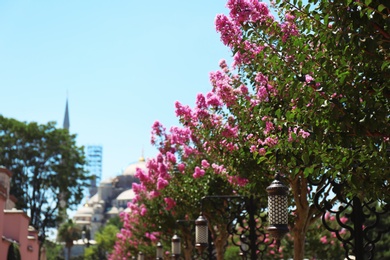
[156,241,163,260]
[171,234,181,259]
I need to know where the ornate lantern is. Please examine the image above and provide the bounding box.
[171,234,181,259]
[266,173,289,249]
[137,251,144,260]
[195,214,208,253]
[156,241,163,260]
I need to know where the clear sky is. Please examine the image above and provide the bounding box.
[0,0,232,182]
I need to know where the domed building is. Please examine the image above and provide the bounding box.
[73,157,146,238]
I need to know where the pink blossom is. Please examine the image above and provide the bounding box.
[177,163,186,173]
[305,75,314,83]
[227,175,249,186]
[206,92,223,107]
[201,159,210,169]
[170,126,191,145]
[320,235,328,244]
[212,163,226,174]
[196,93,207,110]
[157,177,169,190]
[164,197,176,210]
[280,19,299,42]
[132,183,146,194]
[193,166,205,178]
[219,59,228,69]
[215,14,242,47]
[259,148,266,155]
[299,129,310,138]
[227,0,271,24]
[149,190,160,198]
[239,84,249,94]
[285,13,295,21]
[166,152,177,164]
[145,232,159,242]
[221,124,239,138]
[250,145,257,153]
[340,216,348,224]
[175,101,193,122]
[263,121,275,135]
[140,206,147,216]
[264,136,278,147]
[135,168,150,183]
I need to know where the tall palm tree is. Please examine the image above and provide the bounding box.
[57,219,81,260]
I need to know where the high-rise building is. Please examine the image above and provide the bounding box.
[86,145,103,197]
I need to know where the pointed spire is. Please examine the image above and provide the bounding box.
[63,97,70,130]
[139,148,145,162]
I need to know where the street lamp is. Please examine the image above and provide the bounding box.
[156,241,163,260]
[195,214,208,254]
[171,234,181,259]
[266,173,289,249]
[137,251,144,260]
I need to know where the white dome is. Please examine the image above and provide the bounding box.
[107,206,119,215]
[88,194,98,204]
[116,189,136,201]
[74,205,93,216]
[122,158,147,176]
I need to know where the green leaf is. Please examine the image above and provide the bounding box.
[378,4,386,12]
[302,152,310,165]
[303,167,314,177]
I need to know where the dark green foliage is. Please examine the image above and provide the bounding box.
[0,115,90,243]
[84,223,120,260]
[57,219,81,260]
[7,244,21,260]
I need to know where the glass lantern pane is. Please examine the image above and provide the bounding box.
[195,225,208,244]
[268,195,288,225]
[172,239,181,255]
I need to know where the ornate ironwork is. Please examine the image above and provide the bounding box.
[201,195,272,260]
[311,176,389,260]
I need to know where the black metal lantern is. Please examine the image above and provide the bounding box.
[171,234,181,259]
[156,241,163,260]
[266,173,289,248]
[195,214,208,253]
[137,251,144,260]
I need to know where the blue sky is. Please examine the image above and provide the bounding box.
[0,0,232,181]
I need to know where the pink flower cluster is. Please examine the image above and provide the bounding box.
[227,0,272,24]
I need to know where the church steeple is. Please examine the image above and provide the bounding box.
[63,98,70,130]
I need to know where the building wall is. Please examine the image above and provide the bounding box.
[3,210,40,260]
[0,167,40,260]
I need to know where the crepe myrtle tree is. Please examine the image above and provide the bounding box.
[207,0,388,258]
[110,121,243,260]
[112,0,388,259]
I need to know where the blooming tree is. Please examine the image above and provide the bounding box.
[112,0,389,259]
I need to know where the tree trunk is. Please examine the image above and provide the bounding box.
[67,246,71,260]
[214,227,228,260]
[290,173,310,260]
[293,225,306,260]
